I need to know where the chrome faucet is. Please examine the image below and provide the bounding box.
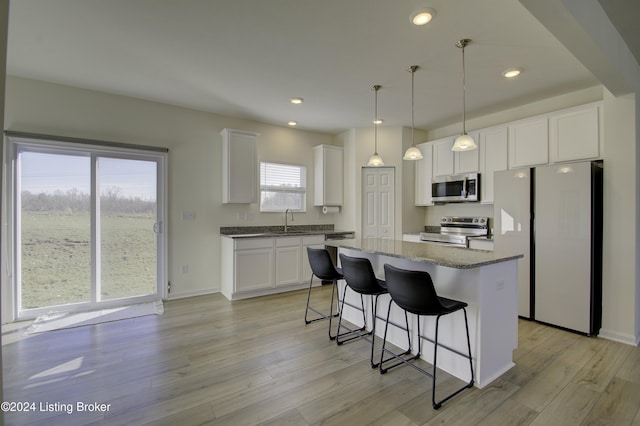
[284,209,294,232]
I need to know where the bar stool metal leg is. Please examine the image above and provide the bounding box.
[379,299,416,373]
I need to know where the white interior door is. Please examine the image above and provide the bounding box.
[361,167,395,241]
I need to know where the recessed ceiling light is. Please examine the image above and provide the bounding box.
[410,8,436,26]
[373,119,383,125]
[288,121,297,126]
[503,68,522,78]
[290,97,304,104]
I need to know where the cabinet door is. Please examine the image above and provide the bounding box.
[508,118,548,168]
[454,132,480,173]
[235,248,274,292]
[320,146,344,206]
[549,104,600,163]
[480,127,508,204]
[432,138,454,177]
[276,238,302,286]
[414,143,433,206]
[221,129,258,203]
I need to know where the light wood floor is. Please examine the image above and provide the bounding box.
[2,286,640,426]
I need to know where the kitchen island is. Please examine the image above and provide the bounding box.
[326,238,522,388]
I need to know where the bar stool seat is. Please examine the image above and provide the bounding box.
[337,253,389,368]
[305,247,343,340]
[380,264,474,409]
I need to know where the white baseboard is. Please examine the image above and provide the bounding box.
[598,328,640,346]
[166,288,219,300]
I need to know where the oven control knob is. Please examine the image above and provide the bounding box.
[473,218,478,224]
[480,218,486,224]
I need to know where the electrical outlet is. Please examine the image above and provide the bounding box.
[496,280,504,291]
[181,264,189,274]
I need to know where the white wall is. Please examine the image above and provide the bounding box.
[3,76,335,301]
[338,125,427,238]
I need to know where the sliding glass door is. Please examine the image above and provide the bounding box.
[8,137,167,319]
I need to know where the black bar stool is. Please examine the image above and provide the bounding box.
[380,264,475,409]
[337,253,388,368]
[305,247,343,340]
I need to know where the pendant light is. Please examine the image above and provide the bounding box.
[367,85,384,166]
[403,65,423,161]
[452,39,477,152]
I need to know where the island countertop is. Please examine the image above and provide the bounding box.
[325,238,522,270]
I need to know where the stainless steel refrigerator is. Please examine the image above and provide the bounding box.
[493,160,603,335]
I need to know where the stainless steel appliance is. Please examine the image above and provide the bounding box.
[493,160,603,335]
[432,173,480,203]
[419,216,489,247]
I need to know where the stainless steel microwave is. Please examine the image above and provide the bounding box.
[432,173,480,203]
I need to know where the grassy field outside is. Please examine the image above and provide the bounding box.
[20,211,157,310]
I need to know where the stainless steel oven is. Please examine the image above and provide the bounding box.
[419,216,488,247]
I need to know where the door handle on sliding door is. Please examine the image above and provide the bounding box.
[153,222,162,233]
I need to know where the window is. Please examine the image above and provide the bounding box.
[4,134,167,321]
[260,162,306,212]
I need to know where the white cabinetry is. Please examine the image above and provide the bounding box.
[276,237,302,286]
[221,128,258,203]
[508,117,548,168]
[432,134,479,177]
[549,103,600,163]
[221,234,326,300]
[480,126,508,204]
[432,138,455,177]
[468,238,494,251]
[313,145,343,206]
[231,238,274,294]
[454,131,480,174]
[414,142,433,206]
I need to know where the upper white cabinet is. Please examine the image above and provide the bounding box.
[415,142,433,206]
[454,131,480,174]
[549,103,600,163]
[313,145,343,206]
[480,126,508,204]
[508,117,549,168]
[432,137,455,177]
[432,134,479,177]
[221,128,258,204]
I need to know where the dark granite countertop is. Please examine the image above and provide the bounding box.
[220,225,354,239]
[325,238,521,269]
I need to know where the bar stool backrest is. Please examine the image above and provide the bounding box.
[383,264,444,316]
[339,253,384,295]
[307,247,342,280]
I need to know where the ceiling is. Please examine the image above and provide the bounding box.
[5,0,637,135]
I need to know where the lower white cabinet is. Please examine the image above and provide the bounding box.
[221,234,325,300]
[276,237,302,286]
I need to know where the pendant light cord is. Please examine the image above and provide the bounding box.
[461,43,466,134]
[457,39,470,135]
[411,67,415,145]
[374,85,380,154]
